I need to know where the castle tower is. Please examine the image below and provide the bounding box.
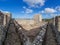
[0,11,12,26]
[0,11,4,25]
[4,12,12,25]
[33,14,42,24]
[39,14,42,22]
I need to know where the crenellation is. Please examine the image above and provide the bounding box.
[0,11,12,26]
[0,10,60,45]
[0,11,4,25]
[55,16,60,32]
[33,14,42,24]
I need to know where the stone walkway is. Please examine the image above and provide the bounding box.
[0,19,58,45]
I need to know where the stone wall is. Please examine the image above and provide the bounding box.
[0,11,4,25]
[15,19,35,30]
[33,14,42,24]
[16,19,34,25]
[55,16,60,32]
[0,11,12,26]
[15,14,42,30]
[3,12,12,25]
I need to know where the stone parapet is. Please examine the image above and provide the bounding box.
[55,16,60,32]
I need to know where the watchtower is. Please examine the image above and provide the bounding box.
[0,11,4,25]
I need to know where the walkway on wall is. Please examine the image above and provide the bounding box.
[1,19,58,45]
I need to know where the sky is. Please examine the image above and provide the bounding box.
[0,0,60,19]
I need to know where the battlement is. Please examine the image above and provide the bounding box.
[0,11,12,26]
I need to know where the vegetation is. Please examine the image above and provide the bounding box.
[42,18,52,22]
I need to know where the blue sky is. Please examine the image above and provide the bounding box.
[0,0,60,19]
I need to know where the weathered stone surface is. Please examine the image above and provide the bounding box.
[55,16,60,32]
[0,11,4,25]
[42,24,57,45]
[4,22,21,45]
[0,25,6,45]
[51,24,60,45]
[0,18,58,45]
[33,25,46,45]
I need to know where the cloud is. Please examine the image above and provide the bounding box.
[25,8,33,14]
[22,7,33,14]
[23,0,45,8]
[40,8,57,13]
[55,6,60,11]
[23,6,26,9]
[45,8,57,13]
[0,9,10,13]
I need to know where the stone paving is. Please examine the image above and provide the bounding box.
[42,24,57,45]
[0,25,5,45]
[3,21,21,45]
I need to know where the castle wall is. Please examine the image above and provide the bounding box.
[0,11,12,26]
[55,16,60,32]
[0,11,4,25]
[33,14,42,24]
[3,12,12,26]
[16,19,34,25]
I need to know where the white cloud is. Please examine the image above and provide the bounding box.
[23,6,26,9]
[22,7,33,14]
[25,8,33,14]
[0,9,10,13]
[40,8,57,13]
[55,6,60,11]
[41,10,44,13]
[45,8,57,13]
[23,0,45,8]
